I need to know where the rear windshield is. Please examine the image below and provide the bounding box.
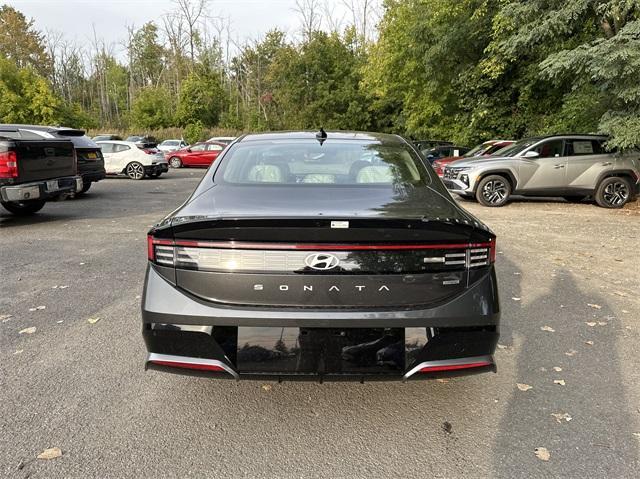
[215,140,432,187]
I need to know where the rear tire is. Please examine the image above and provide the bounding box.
[169,157,182,168]
[475,175,511,207]
[2,200,46,215]
[595,176,631,208]
[125,162,145,180]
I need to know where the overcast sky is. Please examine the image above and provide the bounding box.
[12,0,305,56]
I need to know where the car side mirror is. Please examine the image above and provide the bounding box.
[523,150,540,158]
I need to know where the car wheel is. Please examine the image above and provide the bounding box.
[475,175,511,207]
[125,162,145,180]
[595,176,631,208]
[1,200,46,215]
[563,195,585,203]
[169,157,182,168]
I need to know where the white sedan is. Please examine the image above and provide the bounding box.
[96,141,169,180]
[157,139,188,153]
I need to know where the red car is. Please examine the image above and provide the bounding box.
[432,140,514,176]
[166,141,227,168]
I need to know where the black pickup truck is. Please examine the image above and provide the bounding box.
[0,128,83,215]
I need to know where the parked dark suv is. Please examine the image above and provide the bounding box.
[143,131,500,381]
[1,125,106,194]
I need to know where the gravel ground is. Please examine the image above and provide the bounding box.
[1,169,639,478]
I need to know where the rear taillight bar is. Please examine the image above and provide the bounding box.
[146,353,239,378]
[148,238,495,252]
[147,236,497,269]
[403,355,495,379]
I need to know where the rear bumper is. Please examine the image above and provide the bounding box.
[142,265,500,381]
[146,163,169,174]
[80,170,106,183]
[0,176,82,202]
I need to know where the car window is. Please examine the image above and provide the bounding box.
[98,143,114,153]
[190,144,206,152]
[207,144,224,151]
[114,144,131,153]
[565,140,602,157]
[217,139,430,187]
[0,129,46,140]
[532,139,564,158]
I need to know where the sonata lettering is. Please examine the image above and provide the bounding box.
[252,284,391,293]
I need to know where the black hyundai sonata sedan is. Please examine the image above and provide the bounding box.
[142,131,500,381]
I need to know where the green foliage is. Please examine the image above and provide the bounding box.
[183,120,205,144]
[130,86,173,130]
[0,5,51,75]
[175,71,225,127]
[0,56,64,124]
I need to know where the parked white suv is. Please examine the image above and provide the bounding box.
[442,134,640,208]
[97,141,169,179]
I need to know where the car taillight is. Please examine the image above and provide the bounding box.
[0,150,18,178]
[146,239,497,270]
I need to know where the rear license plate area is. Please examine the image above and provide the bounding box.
[237,327,404,375]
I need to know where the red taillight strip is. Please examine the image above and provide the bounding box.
[403,355,494,380]
[146,353,239,378]
[159,239,495,251]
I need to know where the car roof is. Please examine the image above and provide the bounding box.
[238,130,407,145]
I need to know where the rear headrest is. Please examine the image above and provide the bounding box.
[356,165,393,183]
[247,164,284,183]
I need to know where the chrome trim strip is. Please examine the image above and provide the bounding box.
[147,353,239,379]
[403,355,494,380]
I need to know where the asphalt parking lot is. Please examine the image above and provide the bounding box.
[1,169,639,478]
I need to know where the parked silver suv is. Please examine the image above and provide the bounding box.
[442,134,640,208]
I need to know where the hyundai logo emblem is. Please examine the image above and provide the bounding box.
[304,253,340,271]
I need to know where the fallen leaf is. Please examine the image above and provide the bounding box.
[87,317,100,324]
[59,285,69,289]
[19,327,36,335]
[14,349,23,354]
[554,379,566,386]
[497,344,508,350]
[534,447,550,461]
[37,447,62,460]
[541,326,555,332]
[261,384,272,392]
[442,421,453,434]
[587,303,602,310]
[0,314,12,323]
[585,340,594,346]
[551,412,572,423]
[597,321,607,326]
[517,383,533,392]
[633,433,640,439]
[57,320,64,324]
[511,297,521,301]
[565,349,577,357]
[436,378,449,384]
[553,367,563,372]
[585,322,597,327]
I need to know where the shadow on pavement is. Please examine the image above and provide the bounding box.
[492,256,638,477]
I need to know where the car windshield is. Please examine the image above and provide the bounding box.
[493,138,541,157]
[216,139,431,187]
[164,140,179,146]
[462,144,488,157]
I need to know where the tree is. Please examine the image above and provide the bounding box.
[130,86,173,129]
[175,71,225,126]
[0,5,51,75]
[0,57,63,124]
